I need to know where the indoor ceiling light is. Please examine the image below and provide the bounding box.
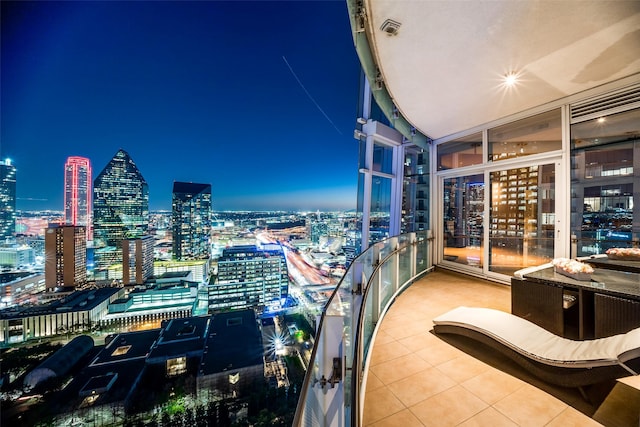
[503,72,518,86]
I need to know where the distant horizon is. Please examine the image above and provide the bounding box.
[15,207,358,215]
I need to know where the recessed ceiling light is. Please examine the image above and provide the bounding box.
[597,117,606,123]
[503,72,518,86]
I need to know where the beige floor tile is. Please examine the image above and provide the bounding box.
[363,386,407,425]
[367,408,425,427]
[409,385,488,427]
[546,408,604,427]
[414,337,465,366]
[458,407,518,427]
[434,353,491,384]
[372,329,396,346]
[397,330,441,353]
[365,371,385,393]
[383,321,432,341]
[370,340,411,366]
[387,366,457,407]
[461,369,525,405]
[370,353,431,385]
[493,384,567,427]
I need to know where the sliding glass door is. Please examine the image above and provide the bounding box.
[441,161,558,278]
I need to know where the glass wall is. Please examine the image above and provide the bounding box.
[402,147,429,233]
[571,108,640,256]
[488,109,562,161]
[489,164,555,275]
[369,176,391,245]
[439,108,562,278]
[443,174,484,268]
[437,132,483,171]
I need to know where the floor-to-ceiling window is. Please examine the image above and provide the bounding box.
[443,174,484,269]
[488,163,555,275]
[437,109,563,279]
[571,107,640,256]
[402,147,429,233]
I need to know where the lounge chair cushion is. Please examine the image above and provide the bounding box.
[433,306,640,369]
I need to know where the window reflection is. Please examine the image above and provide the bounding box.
[373,143,393,174]
[488,109,561,161]
[571,108,640,256]
[370,176,391,246]
[489,164,555,276]
[443,174,484,268]
[437,132,483,170]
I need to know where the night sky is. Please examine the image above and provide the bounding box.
[1,1,361,212]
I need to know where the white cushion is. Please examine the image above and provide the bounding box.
[433,306,640,368]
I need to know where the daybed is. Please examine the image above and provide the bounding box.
[432,306,640,388]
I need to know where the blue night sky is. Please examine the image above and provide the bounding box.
[1,1,361,212]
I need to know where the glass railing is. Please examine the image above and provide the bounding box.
[293,231,432,426]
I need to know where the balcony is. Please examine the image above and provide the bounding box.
[294,233,639,426]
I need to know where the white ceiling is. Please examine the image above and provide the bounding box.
[363,0,640,141]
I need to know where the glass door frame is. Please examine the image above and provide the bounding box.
[436,153,567,282]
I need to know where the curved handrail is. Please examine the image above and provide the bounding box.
[293,231,431,426]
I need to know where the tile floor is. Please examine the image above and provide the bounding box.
[362,269,638,426]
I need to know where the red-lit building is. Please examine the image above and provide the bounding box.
[64,156,92,241]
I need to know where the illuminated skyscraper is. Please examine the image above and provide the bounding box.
[172,182,212,260]
[64,156,92,240]
[45,224,87,290]
[93,149,149,271]
[123,235,154,285]
[209,244,288,312]
[0,159,17,241]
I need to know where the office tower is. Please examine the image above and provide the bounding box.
[93,149,149,271]
[172,182,212,261]
[64,157,92,241]
[0,159,17,241]
[45,225,87,291]
[123,235,154,285]
[209,244,288,312]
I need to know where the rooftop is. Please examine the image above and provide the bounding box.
[0,287,121,319]
[200,309,263,375]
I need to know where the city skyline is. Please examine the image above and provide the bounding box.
[1,1,361,213]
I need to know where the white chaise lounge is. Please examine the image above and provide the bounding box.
[432,306,640,388]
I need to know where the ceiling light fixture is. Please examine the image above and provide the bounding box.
[597,117,606,124]
[503,72,518,87]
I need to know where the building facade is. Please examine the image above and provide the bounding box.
[45,225,87,291]
[0,246,35,269]
[93,149,149,272]
[172,181,212,261]
[122,235,155,285]
[348,1,640,285]
[0,287,122,346]
[210,244,288,312]
[0,159,17,242]
[64,156,92,241]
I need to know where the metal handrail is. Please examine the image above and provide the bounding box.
[293,231,431,426]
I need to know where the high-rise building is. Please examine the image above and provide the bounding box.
[93,149,149,271]
[45,225,87,291]
[172,182,212,261]
[122,235,154,285]
[209,244,288,312]
[0,159,17,241]
[64,157,92,241]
